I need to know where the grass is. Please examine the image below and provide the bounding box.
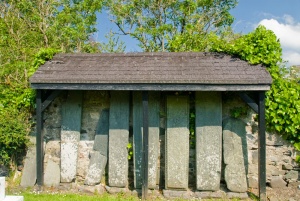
[9,190,249,201]
[14,192,141,201]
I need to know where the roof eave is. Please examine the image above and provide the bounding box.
[30,83,271,91]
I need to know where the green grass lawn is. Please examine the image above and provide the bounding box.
[13,191,250,201]
[21,192,141,201]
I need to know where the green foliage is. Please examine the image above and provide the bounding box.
[107,0,237,51]
[0,109,30,166]
[127,143,133,160]
[211,25,300,162]
[230,107,248,119]
[0,0,112,168]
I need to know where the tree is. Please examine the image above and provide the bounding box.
[107,0,237,52]
[0,0,107,166]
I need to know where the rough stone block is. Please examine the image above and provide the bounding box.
[165,96,189,189]
[20,146,36,187]
[93,109,109,156]
[282,164,293,170]
[44,159,60,187]
[223,118,248,192]
[163,189,192,199]
[194,191,225,199]
[284,170,299,181]
[195,91,222,191]
[270,176,287,188]
[85,151,107,186]
[227,192,248,199]
[60,91,82,183]
[108,91,129,187]
[248,176,258,189]
[132,92,160,189]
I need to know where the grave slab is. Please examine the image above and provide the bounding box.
[93,109,109,156]
[223,118,248,192]
[44,159,60,187]
[165,96,189,190]
[195,91,222,191]
[60,91,83,183]
[20,146,36,187]
[85,151,107,185]
[108,91,129,187]
[132,92,160,189]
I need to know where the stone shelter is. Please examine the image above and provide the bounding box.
[29,52,272,200]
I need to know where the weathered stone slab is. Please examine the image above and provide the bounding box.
[223,118,248,192]
[93,109,109,156]
[20,146,36,187]
[44,159,60,187]
[195,91,222,191]
[77,141,94,182]
[132,92,160,189]
[108,91,129,187]
[85,151,107,185]
[60,91,83,183]
[165,96,189,189]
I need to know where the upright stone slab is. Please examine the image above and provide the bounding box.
[93,109,109,156]
[133,92,160,189]
[195,92,222,191]
[223,118,248,192]
[108,91,130,187]
[60,91,83,183]
[85,151,107,185]
[20,146,36,187]
[44,159,60,187]
[165,96,189,189]
[85,109,109,185]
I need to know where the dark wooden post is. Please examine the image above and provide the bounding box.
[36,89,44,188]
[258,91,266,201]
[142,91,149,200]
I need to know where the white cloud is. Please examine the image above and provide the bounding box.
[258,15,300,66]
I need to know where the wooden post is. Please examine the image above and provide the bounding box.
[142,91,149,200]
[36,89,44,187]
[258,91,266,201]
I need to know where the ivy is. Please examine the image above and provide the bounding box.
[211,26,300,162]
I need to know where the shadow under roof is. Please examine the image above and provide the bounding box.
[30,52,272,91]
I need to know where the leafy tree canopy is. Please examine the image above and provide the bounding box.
[107,0,237,52]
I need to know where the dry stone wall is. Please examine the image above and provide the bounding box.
[29,91,300,196]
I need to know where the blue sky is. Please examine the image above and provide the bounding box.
[96,0,300,66]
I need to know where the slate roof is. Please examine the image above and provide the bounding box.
[30,52,272,91]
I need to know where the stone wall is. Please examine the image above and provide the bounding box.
[31,91,300,193]
[223,94,300,189]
